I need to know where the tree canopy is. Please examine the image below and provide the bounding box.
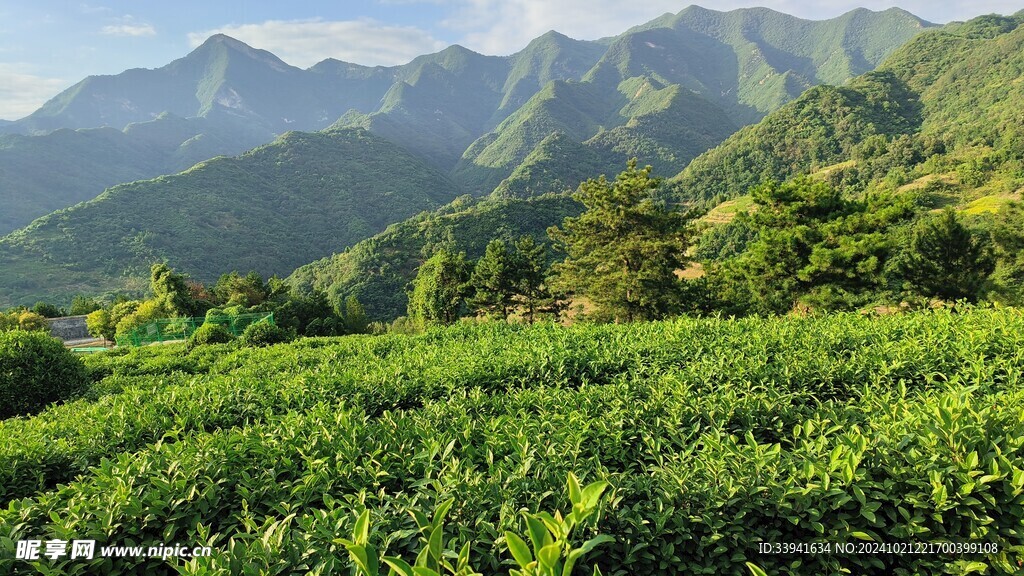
[548,160,692,322]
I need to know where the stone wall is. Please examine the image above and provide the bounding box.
[47,315,91,342]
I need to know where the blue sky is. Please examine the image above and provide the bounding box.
[1,0,1020,120]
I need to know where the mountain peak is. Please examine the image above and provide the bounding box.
[188,33,296,71]
[439,44,478,56]
[198,33,252,50]
[537,30,569,41]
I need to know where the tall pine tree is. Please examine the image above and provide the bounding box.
[896,208,994,302]
[547,160,692,322]
[513,236,555,323]
[468,239,519,320]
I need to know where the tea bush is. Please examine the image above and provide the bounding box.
[1,310,1022,574]
[187,322,234,347]
[0,330,88,419]
[239,321,294,347]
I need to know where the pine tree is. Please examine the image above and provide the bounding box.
[513,236,551,323]
[896,208,995,302]
[468,239,519,320]
[547,160,692,322]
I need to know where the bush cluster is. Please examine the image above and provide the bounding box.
[0,331,88,419]
[239,321,294,347]
[186,322,234,347]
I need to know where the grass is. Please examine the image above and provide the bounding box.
[701,195,755,225]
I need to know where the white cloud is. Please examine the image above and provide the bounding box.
[101,14,156,37]
[187,18,448,68]
[0,64,68,120]
[441,0,686,55]
[101,23,156,36]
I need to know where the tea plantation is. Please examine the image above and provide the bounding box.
[1,309,1023,575]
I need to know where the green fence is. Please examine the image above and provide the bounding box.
[116,312,274,347]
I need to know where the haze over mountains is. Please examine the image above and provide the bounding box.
[0,5,938,307]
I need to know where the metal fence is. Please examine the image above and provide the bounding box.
[115,312,274,347]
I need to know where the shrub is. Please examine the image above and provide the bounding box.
[0,331,88,419]
[187,323,234,347]
[239,322,294,347]
[85,309,115,342]
[114,300,166,339]
[16,311,49,332]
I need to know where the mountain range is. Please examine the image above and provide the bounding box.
[289,12,1024,321]
[0,5,937,307]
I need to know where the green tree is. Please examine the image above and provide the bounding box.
[468,239,520,320]
[988,202,1024,305]
[708,178,915,315]
[895,208,995,302]
[342,295,369,334]
[115,299,166,338]
[215,271,269,307]
[85,309,115,343]
[513,236,552,323]
[150,263,193,316]
[407,249,471,326]
[16,311,49,332]
[31,302,63,318]
[109,300,141,333]
[548,160,692,322]
[69,296,102,316]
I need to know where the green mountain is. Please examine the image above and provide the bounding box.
[672,12,1024,207]
[288,193,582,321]
[0,114,268,235]
[3,35,395,136]
[491,132,610,199]
[2,7,927,236]
[670,70,923,204]
[451,79,622,192]
[0,35,403,234]
[0,128,458,308]
[286,12,1024,323]
[1,33,604,232]
[618,6,933,124]
[452,6,931,196]
[332,35,607,171]
[485,81,736,200]
[0,6,937,308]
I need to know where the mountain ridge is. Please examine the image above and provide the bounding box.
[0,5,939,306]
[0,128,460,307]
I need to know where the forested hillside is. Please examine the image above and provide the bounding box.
[289,193,582,321]
[285,13,1024,323]
[0,6,931,310]
[0,114,268,235]
[672,12,1024,206]
[681,13,1024,315]
[451,6,930,194]
[0,128,457,307]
